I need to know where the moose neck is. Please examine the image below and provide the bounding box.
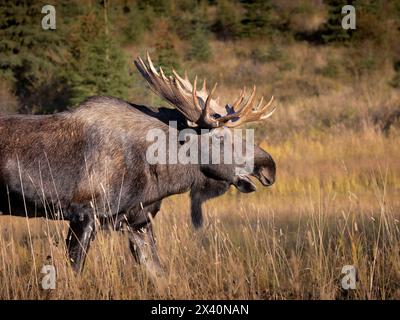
[142,125,206,205]
[151,163,201,199]
[139,115,234,206]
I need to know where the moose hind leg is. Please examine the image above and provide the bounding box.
[66,210,95,273]
[128,223,162,277]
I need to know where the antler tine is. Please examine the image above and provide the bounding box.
[223,88,277,127]
[174,77,188,99]
[259,96,276,119]
[135,53,276,129]
[136,55,164,96]
[136,53,208,124]
[236,85,257,115]
[172,68,193,93]
[234,86,249,113]
[260,105,277,120]
[201,79,207,94]
[215,86,256,123]
[172,69,181,80]
[204,82,218,115]
[137,56,145,70]
[159,67,169,82]
[232,89,245,110]
[260,95,274,113]
[146,51,159,76]
[138,56,151,78]
[172,69,185,85]
[255,96,264,111]
[192,76,202,112]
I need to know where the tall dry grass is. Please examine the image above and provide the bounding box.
[0,125,399,300]
[1,3,400,299]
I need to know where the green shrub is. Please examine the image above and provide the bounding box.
[188,25,212,62]
[390,60,400,88]
[317,59,341,78]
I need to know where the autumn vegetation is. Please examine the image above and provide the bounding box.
[0,0,399,299]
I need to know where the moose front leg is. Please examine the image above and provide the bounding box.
[66,210,96,273]
[190,179,230,228]
[128,223,163,277]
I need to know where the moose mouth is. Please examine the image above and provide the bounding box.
[233,174,257,193]
[233,169,275,193]
[253,168,275,187]
[255,173,272,187]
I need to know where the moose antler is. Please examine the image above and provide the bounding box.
[134,53,276,128]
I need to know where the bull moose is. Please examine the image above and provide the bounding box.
[0,54,276,275]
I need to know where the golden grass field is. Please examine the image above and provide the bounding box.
[0,124,399,300]
[1,35,400,299]
[1,0,400,301]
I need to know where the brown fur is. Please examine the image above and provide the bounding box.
[0,96,276,272]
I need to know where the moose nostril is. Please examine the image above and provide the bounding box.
[265,177,275,186]
[260,168,275,186]
[264,174,276,186]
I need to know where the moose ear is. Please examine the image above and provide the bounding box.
[233,175,256,193]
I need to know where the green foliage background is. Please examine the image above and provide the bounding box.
[0,0,399,113]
